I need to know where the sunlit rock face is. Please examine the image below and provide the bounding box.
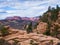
[36,22,47,34]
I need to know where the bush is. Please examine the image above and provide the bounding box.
[30,40,38,45]
[50,40,53,45]
[12,39,20,45]
[30,40,34,44]
[1,26,9,36]
[32,43,38,45]
[0,38,11,45]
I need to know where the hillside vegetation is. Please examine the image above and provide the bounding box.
[39,5,60,39]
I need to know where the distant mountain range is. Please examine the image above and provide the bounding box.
[0,16,39,30]
[5,16,39,21]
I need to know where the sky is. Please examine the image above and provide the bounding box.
[0,0,60,19]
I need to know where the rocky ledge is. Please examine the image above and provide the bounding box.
[0,29,60,45]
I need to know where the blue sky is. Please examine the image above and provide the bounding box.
[0,0,60,19]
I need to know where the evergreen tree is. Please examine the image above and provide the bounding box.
[47,6,51,12]
[51,7,58,21]
[56,5,60,12]
[34,22,39,29]
[41,5,60,37]
[26,22,33,33]
[53,25,59,38]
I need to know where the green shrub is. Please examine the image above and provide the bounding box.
[30,40,38,45]
[1,26,9,36]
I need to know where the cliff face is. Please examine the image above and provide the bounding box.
[36,6,60,39]
[33,22,47,34]
[0,28,60,45]
[37,22,47,34]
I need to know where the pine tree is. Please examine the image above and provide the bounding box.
[47,6,51,12]
[56,5,60,12]
[26,22,33,33]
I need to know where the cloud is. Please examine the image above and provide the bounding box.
[0,0,60,19]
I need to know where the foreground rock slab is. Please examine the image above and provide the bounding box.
[0,29,60,45]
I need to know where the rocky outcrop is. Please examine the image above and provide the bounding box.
[33,22,47,34]
[0,29,59,45]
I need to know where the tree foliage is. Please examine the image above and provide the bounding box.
[0,26,9,36]
[40,5,60,37]
[41,5,60,22]
[26,22,33,33]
